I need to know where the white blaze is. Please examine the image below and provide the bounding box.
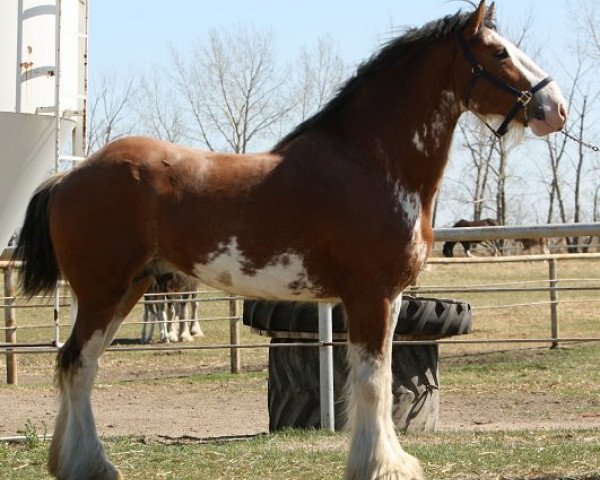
[488,30,566,135]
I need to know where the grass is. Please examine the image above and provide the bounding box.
[1,429,599,480]
[440,344,600,400]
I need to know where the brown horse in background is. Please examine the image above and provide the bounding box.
[517,237,550,254]
[442,218,499,257]
[14,3,566,479]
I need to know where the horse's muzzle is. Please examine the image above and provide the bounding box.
[529,86,568,136]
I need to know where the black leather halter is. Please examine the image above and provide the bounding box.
[457,31,553,138]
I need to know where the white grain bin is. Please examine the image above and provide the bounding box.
[0,0,87,249]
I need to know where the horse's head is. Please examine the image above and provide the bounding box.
[456,1,567,137]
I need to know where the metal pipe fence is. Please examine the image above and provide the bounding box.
[2,222,600,386]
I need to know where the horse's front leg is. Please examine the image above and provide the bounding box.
[140,299,153,343]
[165,297,180,343]
[344,294,424,480]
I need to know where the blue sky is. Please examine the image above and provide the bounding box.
[88,0,573,83]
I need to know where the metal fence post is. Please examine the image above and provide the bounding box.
[3,267,17,385]
[54,285,61,346]
[318,302,335,431]
[229,296,240,374]
[548,258,559,349]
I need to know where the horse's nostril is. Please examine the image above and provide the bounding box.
[558,103,567,121]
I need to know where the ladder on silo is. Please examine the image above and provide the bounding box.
[36,0,89,346]
[57,0,89,170]
[35,0,89,169]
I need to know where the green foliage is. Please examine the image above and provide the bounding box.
[16,418,47,450]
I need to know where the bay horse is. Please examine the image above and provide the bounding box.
[14,2,567,479]
[442,218,499,257]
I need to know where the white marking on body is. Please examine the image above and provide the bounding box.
[430,112,446,148]
[408,220,429,273]
[412,131,425,153]
[441,90,455,104]
[390,184,428,273]
[195,237,334,301]
[392,184,420,227]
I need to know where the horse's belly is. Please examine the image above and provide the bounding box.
[193,238,335,302]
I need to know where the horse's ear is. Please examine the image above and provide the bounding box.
[485,2,496,25]
[463,0,486,38]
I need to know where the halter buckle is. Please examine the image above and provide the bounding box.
[517,91,532,107]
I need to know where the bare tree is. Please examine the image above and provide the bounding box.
[594,185,600,222]
[456,115,497,221]
[541,4,600,251]
[135,71,185,143]
[292,35,346,122]
[542,60,580,225]
[88,74,136,153]
[574,0,600,60]
[171,26,292,153]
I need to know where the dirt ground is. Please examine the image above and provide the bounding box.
[1,370,598,440]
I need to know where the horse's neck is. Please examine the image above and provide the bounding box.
[341,41,462,201]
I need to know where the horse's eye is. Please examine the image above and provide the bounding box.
[494,48,509,59]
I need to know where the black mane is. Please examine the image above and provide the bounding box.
[275,8,494,150]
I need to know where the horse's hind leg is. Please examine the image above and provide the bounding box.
[177,295,194,342]
[48,276,153,480]
[344,294,423,480]
[189,294,204,338]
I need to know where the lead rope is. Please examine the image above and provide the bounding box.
[561,130,600,152]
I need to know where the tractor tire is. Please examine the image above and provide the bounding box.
[243,295,471,339]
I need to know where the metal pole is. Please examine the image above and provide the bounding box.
[52,0,63,344]
[4,267,17,384]
[229,297,240,374]
[318,303,334,431]
[549,258,559,348]
[54,0,62,172]
[54,287,61,346]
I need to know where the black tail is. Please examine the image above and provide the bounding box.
[12,174,65,297]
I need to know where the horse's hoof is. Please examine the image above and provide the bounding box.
[179,333,194,342]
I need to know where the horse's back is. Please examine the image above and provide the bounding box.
[48,136,286,292]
